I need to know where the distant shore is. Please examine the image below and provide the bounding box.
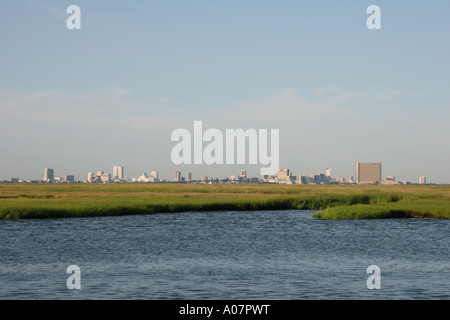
[0,184,448,220]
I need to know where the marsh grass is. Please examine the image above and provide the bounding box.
[312,195,450,219]
[0,183,448,219]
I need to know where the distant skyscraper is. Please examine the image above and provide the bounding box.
[88,172,94,182]
[419,176,426,184]
[356,163,381,183]
[326,168,331,177]
[174,171,181,182]
[187,172,192,181]
[44,168,54,181]
[276,169,290,181]
[113,166,124,180]
[151,170,159,179]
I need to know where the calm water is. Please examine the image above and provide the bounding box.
[0,210,448,300]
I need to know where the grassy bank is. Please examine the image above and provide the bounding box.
[0,183,448,219]
[311,202,450,219]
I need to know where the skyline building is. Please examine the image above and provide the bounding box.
[101,173,111,183]
[419,176,426,185]
[174,171,181,182]
[276,169,290,181]
[356,162,382,183]
[187,172,192,182]
[138,173,148,182]
[113,166,124,180]
[151,170,159,179]
[44,168,54,181]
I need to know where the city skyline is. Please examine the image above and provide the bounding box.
[2,158,444,184]
[3,162,441,185]
[1,1,449,183]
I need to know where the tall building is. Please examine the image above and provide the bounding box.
[151,170,159,179]
[419,176,426,184]
[187,172,192,181]
[174,171,181,182]
[44,168,54,181]
[113,166,124,180]
[101,173,111,183]
[88,172,94,182]
[326,168,331,177]
[356,162,381,183]
[276,169,290,181]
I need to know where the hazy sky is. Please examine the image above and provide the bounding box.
[1,0,449,183]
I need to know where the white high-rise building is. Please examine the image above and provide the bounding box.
[88,172,94,182]
[187,172,192,181]
[419,176,426,184]
[174,171,182,182]
[113,166,124,180]
[151,170,159,179]
[326,168,331,177]
[44,168,54,181]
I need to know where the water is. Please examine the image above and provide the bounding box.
[0,210,448,299]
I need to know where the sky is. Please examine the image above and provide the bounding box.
[0,0,449,183]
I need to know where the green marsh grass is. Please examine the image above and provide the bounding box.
[0,183,448,219]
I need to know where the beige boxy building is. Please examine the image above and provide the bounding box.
[356,162,381,183]
[276,169,290,181]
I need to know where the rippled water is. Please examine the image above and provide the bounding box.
[0,210,448,299]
